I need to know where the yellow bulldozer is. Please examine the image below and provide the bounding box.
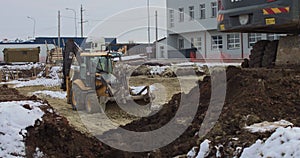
[62,39,153,113]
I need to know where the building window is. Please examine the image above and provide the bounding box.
[191,37,195,48]
[267,34,280,41]
[248,33,262,47]
[211,2,217,18]
[196,37,202,51]
[169,9,174,27]
[189,6,194,20]
[178,38,184,50]
[212,35,223,50]
[179,8,184,22]
[200,4,206,19]
[227,33,240,49]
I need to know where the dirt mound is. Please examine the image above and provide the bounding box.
[100,66,300,157]
[0,85,35,101]
[131,65,151,76]
[0,86,105,157]
[25,103,104,157]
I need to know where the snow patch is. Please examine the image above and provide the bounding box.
[131,85,156,95]
[0,101,45,158]
[2,65,62,88]
[187,146,198,158]
[48,66,61,79]
[241,127,300,158]
[196,139,211,158]
[173,62,241,67]
[7,78,61,88]
[149,66,168,75]
[0,63,44,71]
[244,120,293,133]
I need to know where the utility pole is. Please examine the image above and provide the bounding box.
[155,10,158,59]
[58,11,61,48]
[155,10,158,43]
[80,4,85,37]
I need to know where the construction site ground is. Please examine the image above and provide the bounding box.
[2,63,300,157]
[16,75,198,136]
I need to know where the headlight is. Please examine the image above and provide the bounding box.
[239,14,249,25]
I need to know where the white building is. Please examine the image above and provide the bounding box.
[163,0,281,60]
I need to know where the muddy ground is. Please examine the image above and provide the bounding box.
[3,65,300,157]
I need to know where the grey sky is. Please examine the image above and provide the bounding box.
[0,0,166,43]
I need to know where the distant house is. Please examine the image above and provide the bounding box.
[0,37,86,62]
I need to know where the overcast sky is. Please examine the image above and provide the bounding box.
[0,0,166,43]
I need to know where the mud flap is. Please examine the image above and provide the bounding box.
[276,35,300,65]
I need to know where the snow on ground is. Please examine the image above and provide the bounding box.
[2,65,62,88]
[48,66,61,79]
[188,120,297,158]
[241,127,300,158]
[6,78,61,88]
[195,139,211,158]
[0,63,44,71]
[33,90,66,99]
[174,62,241,67]
[149,66,169,75]
[244,120,293,133]
[146,62,241,76]
[131,85,156,95]
[0,101,45,158]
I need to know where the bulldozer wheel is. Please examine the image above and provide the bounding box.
[71,84,85,110]
[85,93,102,113]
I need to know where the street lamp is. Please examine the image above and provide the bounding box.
[66,8,77,37]
[27,16,36,38]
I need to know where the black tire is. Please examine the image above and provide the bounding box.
[85,93,102,114]
[248,40,270,68]
[250,51,264,59]
[252,40,269,51]
[71,84,85,111]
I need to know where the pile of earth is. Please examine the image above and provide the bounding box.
[99,66,300,157]
[0,85,105,157]
[25,102,105,157]
[0,85,36,101]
